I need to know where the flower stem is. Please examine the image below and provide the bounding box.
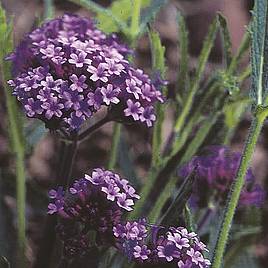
[1,48,26,267]
[77,116,111,141]
[33,139,78,268]
[44,0,54,20]
[16,151,26,267]
[211,107,268,268]
[108,123,121,169]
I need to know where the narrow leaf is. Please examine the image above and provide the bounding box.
[177,13,189,98]
[149,29,166,167]
[218,13,232,67]
[174,16,219,133]
[250,0,268,105]
[139,0,168,34]
[159,169,196,225]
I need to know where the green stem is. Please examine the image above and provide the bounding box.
[16,152,26,267]
[1,56,26,266]
[184,204,195,232]
[174,17,218,134]
[211,107,268,268]
[130,0,142,39]
[44,0,54,20]
[108,123,121,169]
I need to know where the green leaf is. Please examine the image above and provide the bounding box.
[96,0,150,33]
[139,0,168,35]
[218,13,232,67]
[224,98,250,128]
[0,5,26,266]
[174,16,219,133]
[250,0,268,105]
[177,12,189,99]
[149,28,166,75]
[159,169,196,225]
[68,0,129,34]
[228,31,250,75]
[149,28,166,167]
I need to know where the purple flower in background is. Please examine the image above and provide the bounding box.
[179,146,266,208]
[7,14,164,132]
[114,219,211,267]
[47,168,139,258]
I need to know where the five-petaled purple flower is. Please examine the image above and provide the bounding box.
[7,14,164,132]
[47,168,139,259]
[113,219,211,267]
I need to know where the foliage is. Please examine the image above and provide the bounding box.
[0,1,266,268]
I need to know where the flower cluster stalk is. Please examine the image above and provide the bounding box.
[211,107,268,268]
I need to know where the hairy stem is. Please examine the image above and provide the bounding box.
[211,107,268,268]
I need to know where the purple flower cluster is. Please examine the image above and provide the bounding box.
[7,14,164,131]
[47,168,139,258]
[113,219,211,267]
[179,146,265,207]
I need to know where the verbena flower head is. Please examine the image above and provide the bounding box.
[179,146,265,207]
[113,219,211,267]
[7,14,164,132]
[47,168,139,258]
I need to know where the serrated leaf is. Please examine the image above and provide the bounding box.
[159,169,196,225]
[97,0,150,33]
[218,13,232,67]
[250,0,268,105]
